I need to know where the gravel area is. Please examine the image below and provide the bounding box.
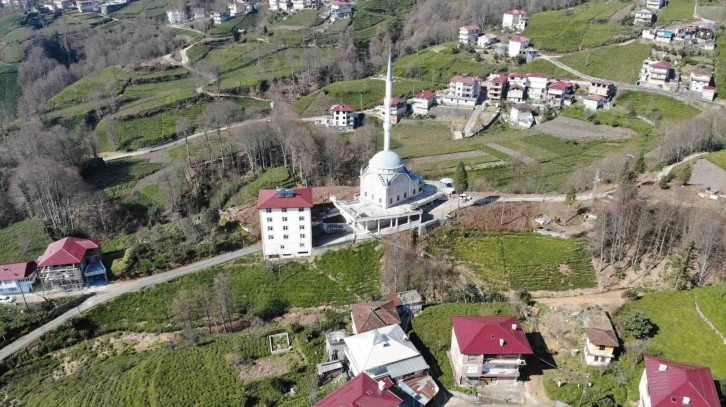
[537,116,636,140]
[689,159,726,192]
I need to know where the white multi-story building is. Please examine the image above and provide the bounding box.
[689,69,712,92]
[0,262,37,295]
[441,74,482,107]
[258,187,314,259]
[645,0,664,10]
[291,0,313,10]
[167,8,187,24]
[638,60,676,90]
[329,104,356,130]
[77,0,94,12]
[502,9,528,31]
[458,25,481,45]
[508,35,530,58]
[330,1,352,22]
[212,11,230,24]
[412,90,436,115]
[526,73,550,101]
[634,8,655,24]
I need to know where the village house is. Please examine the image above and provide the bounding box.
[477,33,498,48]
[397,290,424,314]
[329,104,357,130]
[646,0,665,9]
[412,90,437,115]
[526,73,550,101]
[702,85,716,101]
[76,0,93,12]
[344,324,439,404]
[655,30,674,43]
[377,97,408,123]
[584,94,608,111]
[546,80,574,108]
[268,0,287,11]
[510,103,535,128]
[0,262,36,295]
[508,35,530,58]
[324,330,347,361]
[486,74,508,105]
[502,9,528,31]
[192,8,205,19]
[330,1,352,22]
[291,0,315,10]
[642,28,657,40]
[459,25,481,45]
[638,60,677,90]
[441,74,482,107]
[508,72,528,88]
[589,80,616,98]
[582,307,618,366]
[638,356,720,407]
[212,10,230,24]
[689,69,712,92]
[634,8,655,25]
[257,187,314,260]
[166,8,187,24]
[314,374,403,407]
[37,237,107,291]
[228,2,244,16]
[351,300,401,334]
[53,0,70,9]
[507,83,526,103]
[449,316,533,386]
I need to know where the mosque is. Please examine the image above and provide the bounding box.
[331,55,442,235]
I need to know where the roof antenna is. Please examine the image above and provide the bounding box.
[384,50,392,152]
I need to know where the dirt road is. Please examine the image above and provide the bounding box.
[534,289,626,309]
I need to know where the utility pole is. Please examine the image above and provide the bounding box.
[591,168,601,205]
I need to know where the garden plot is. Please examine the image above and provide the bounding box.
[537,116,636,140]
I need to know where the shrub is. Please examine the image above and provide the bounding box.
[622,288,639,301]
[622,311,655,339]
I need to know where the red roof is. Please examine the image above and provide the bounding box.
[462,24,480,31]
[0,262,36,281]
[452,316,533,355]
[36,237,99,268]
[643,356,720,407]
[651,61,673,69]
[504,9,526,15]
[509,72,527,78]
[450,75,482,84]
[489,75,508,84]
[415,90,436,99]
[510,35,529,43]
[351,300,401,334]
[256,187,313,210]
[703,86,716,90]
[585,328,618,347]
[331,104,355,112]
[691,69,712,76]
[378,97,407,106]
[314,374,402,407]
[548,81,572,90]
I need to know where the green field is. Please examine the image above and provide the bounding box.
[224,166,295,208]
[0,218,52,264]
[657,0,696,24]
[514,59,572,77]
[110,0,171,19]
[616,91,700,122]
[524,1,635,52]
[392,43,501,84]
[0,64,20,112]
[413,302,514,390]
[558,42,653,83]
[705,149,726,170]
[82,158,162,197]
[426,228,597,291]
[716,35,726,96]
[561,104,653,135]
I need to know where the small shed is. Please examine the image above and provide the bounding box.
[325,330,348,361]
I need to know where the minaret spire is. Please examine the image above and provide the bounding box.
[383,51,392,152]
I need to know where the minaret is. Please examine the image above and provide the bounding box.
[383,52,392,152]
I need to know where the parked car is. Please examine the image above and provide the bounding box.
[0,296,16,304]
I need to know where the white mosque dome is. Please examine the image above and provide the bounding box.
[368,150,405,171]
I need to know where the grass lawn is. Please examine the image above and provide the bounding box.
[111,0,171,19]
[0,64,20,113]
[705,149,726,170]
[561,104,653,135]
[514,59,572,77]
[426,228,597,291]
[657,0,696,24]
[715,35,726,96]
[524,1,633,52]
[392,43,501,85]
[616,287,726,378]
[224,166,295,208]
[413,302,514,390]
[0,218,52,263]
[558,42,653,83]
[616,91,700,122]
[409,154,501,173]
[82,158,162,197]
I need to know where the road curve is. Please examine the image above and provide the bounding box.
[0,245,261,362]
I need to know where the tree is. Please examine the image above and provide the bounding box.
[622,288,639,301]
[214,273,235,332]
[622,311,655,339]
[565,186,577,225]
[454,161,468,193]
[679,165,692,186]
[634,150,647,174]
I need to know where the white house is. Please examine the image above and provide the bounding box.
[645,0,665,9]
[53,0,70,9]
[638,356,720,407]
[634,8,655,24]
[228,2,243,16]
[584,94,607,110]
[510,103,535,128]
[689,69,712,92]
[638,60,676,90]
[412,90,436,115]
[291,0,314,10]
[257,187,314,259]
[212,11,230,24]
[477,32,498,48]
[508,35,530,58]
[0,262,37,295]
[167,8,187,24]
[377,97,408,124]
[486,74,508,104]
[459,25,481,45]
[330,1,352,22]
[502,9,528,31]
[546,80,574,108]
[642,28,657,40]
[329,104,356,130]
[192,8,205,19]
[268,0,284,11]
[441,74,482,107]
[589,80,615,98]
[526,73,550,101]
[582,308,618,366]
[77,0,93,12]
[702,86,716,101]
[507,83,526,103]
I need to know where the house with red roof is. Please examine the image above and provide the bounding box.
[351,300,401,334]
[257,187,314,259]
[546,80,574,108]
[638,356,720,407]
[486,74,508,105]
[442,75,483,107]
[314,373,403,407]
[0,261,37,294]
[638,60,677,91]
[689,69,713,100]
[459,25,481,45]
[36,237,106,290]
[330,104,358,130]
[449,316,533,386]
[412,90,437,115]
[582,307,618,366]
[508,35,530,58]
[477,32,498,48]
[376,97,408,124]
[502,9,528,31]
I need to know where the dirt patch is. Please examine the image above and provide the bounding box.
[558,264,572,276]
[238,351,300,383]
[275,306,344,327]
[312,186,357,204]
[406,150,487,165]
[453,202,538,231]
[608,3,634,22]
[486,142,537,165]
[537,116,636,140]
[117,332,178,352]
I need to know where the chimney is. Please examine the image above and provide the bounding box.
[499,339,505,347]
[378,381,385,391]
[511,323,518,331]
[658,364,668,372]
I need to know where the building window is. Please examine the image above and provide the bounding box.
[266,209,271,213]
[280,245,285,249]
[467,355,479,362]
[300,234,306,238]
[283,226,288,231]
[389,198,392,204]
[300,242,305,247]
[268,235,274,240]
[397,195,400,201]
[267,217,272,222]
[267,226,273,231]
[299,216,304,221]
[281,208,287,213]
[404,192,407,198]
[282,217,288,222]
[300,225,305,230]
[298,208,304,212]
[283,235,289,240]
[598,345,606,351]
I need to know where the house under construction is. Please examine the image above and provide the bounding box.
[36,237,107,291]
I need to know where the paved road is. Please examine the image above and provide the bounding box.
[0,245,261,362]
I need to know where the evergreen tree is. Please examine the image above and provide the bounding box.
[565,186,577,225]
[454,161,468,193]
[635,150,647,174]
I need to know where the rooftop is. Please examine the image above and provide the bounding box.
[452,315,533,355]
[344,324,426,374]
[511,35,529,43]
[504,9,527,15]
[314,373,402,407]
[36,237,99,268]
[257,187,314,210]
[332,182,440,222]
[461,24,480,31]
[415,90,436,99]
[331,104,356,112]
[351,300,401,334]
[644,355,720,407]
[450,74,482,85]
[513,103,534,111]
[0,261,36,281]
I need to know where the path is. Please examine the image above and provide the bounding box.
[534,289,626,308]
[654,151,707,181]
[462,105,484,138]
[406,150,488,165]
[486,143,537,165]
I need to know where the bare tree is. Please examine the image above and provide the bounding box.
[213,273,235,333]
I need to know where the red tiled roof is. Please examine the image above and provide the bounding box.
[509,72,527,78]
[36,237,99,268]
[651,61,673,69]
[548,81,572,90]
[489,75,508,84]
[510,35,529,43]
[450,75,482,84]
[314,374,402,407]
[331,104,355,112]
[256,187,313,210]
[586,94,607,101]
[504,9,526,15]
[351,300,401,334]
[378,97,407,106]
[452,316,533,355]
[703,85,716,90]
[643,355,720,407]
[385,292,403,308]
[691,69,712,76]
[415,90,436,99]
[0,262,36,281]
[461,24,480,31]
[586,328,618,347]
[513,103,534,111]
